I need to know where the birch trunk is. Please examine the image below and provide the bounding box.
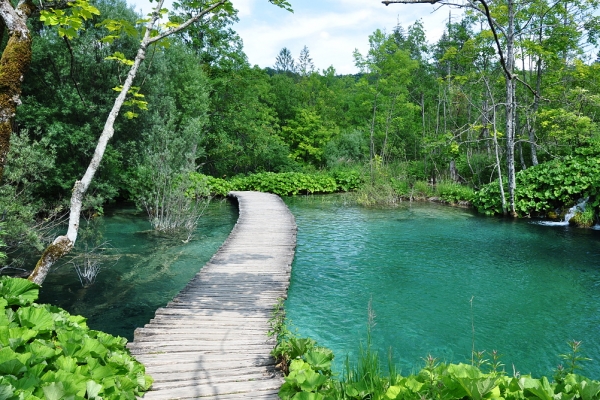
[29,0,228,284]
[505,0,517,217]
[28,24,154,284]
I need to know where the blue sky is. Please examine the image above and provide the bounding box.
[128,0,453,74]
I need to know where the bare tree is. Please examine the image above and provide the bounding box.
[297,45,314,76]
[274,47,296,73]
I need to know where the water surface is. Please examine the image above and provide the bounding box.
[38,200,237,340]
[284,196,600,379]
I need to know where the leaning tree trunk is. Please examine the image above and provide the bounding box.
[28,11,158,285]
[28,0,229,285]
[0,0,36,182]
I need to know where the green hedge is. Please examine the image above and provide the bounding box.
[473,146,600,216]
[189,170,363,197]
[0,277,152,400]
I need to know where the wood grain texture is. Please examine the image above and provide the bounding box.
[128,191,296,399]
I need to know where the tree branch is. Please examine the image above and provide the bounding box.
[382,0,441,4]
[62,35,87,107]
[147,0,228,45]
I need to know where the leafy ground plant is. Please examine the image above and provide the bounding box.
[0,276,152,399]
[272,322,600,400]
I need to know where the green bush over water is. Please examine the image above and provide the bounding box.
[189,170,363,197]
[270,298,598,400]
[473,146,600,217]
[0,277,152,400]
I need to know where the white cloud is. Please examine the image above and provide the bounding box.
[125,0,452,74]
[231,0,255,17]
[234,0,450,74]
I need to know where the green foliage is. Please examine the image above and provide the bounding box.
[436,181,475,204]
[281,108,339,166]
[570,204,596,227]
[190,171,362,197]
[0,277,152,399]
[0,131,62,268]
[39,0,100,39]
[473,146,600,216]
[131,104,210,233]
[325,130,368,168]
[274,328,600,400]
[232,172,337,196]
[354,161,473,206]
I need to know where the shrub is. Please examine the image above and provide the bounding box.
[0,277,152,399]
[570,204,596,227]
[436,181,475,204]
[274,329,600,400]
[473,146,600,217]
[191,171,362,197]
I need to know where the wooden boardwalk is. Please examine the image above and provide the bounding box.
[128,191,296,399]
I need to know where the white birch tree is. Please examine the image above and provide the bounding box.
[28,0,292,285]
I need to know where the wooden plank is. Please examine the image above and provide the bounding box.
[140,378,284,400]
[131,191,294,399]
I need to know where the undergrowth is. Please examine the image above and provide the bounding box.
[0,277,152,399]
[269,300,600,400]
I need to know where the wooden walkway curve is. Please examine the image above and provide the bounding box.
[128,191,296,399]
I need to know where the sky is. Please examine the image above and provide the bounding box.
[128,0,455,75]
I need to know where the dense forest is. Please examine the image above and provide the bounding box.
[0,0,599,274]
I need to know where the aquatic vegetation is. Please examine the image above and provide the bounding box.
[274,326,600,400]
[190,170,363,197]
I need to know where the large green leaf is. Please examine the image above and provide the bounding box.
[577,377,600,400]
[298,368,328,392]
[8,327,38,350]
[13,374,40,392]
[0,277,39,306]
[279,382,299,400]
[54,355,78,373]
[28,340,58,364]
[42,382,65,400]
[304,349,333,372]
[18,306,55,332]
[0,346,29,374]
[86,380,103,399]
[291,392,324,400]
[75,337,108,359]
[522,376,555,400]
[0,383,14,399]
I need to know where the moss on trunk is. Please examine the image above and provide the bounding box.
[28,236,73,285]
[0,31,32,181]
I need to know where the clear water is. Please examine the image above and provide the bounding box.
[37,200,237,340]
[283,196,600,379]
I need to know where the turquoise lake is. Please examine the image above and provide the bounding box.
[37,200,238,339]
[283,196,600,379]
[37,196,600,379]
